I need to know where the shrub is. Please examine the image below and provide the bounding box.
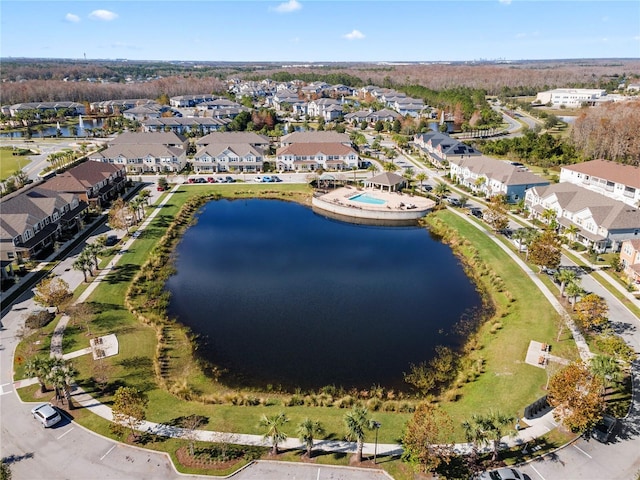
[366,398,383,411]
[24,309,54,329]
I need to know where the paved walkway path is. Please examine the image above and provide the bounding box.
[34,185,577,461]
[448,208,593,362]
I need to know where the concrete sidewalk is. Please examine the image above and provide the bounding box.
[36,182,573,460]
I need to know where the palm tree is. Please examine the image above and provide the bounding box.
[85,243,103,272]
[541,208,557,229]
[367,163,378,177]
[259,412,289,455]
[138,188,151,207]
[24,357,53,393]
[590,355,623,389]
[565,280,584,310]
[433,182,449,204]
[383,161,398,172]
[464,411,515,462]
[555,269,578,297]
[403,167,414,190]
[462,417,487,471]
[415,172,428,191]
[344,406,371,463]
[297,418,324,458]
[72,254,91,282]
[563,224,580,245]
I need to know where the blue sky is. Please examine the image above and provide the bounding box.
[1,1,639,62]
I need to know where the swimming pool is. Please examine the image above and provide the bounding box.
[349,193,387,205]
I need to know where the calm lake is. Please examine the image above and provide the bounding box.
[166,199,483,391]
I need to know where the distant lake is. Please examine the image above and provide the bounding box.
[166,199,483,391]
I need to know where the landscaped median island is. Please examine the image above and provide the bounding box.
[15,182,609,479]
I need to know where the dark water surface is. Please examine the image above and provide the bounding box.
[166,199,482,391]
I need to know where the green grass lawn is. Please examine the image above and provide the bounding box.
[427,211,578,437]
[14,184,587,477]
[0,146,32,180]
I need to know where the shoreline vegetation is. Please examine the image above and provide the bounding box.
[15,183,581,476]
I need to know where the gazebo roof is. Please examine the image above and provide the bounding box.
[366,172,405,187]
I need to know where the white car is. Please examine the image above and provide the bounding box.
[478,468,525,480]
[31,403,62,427]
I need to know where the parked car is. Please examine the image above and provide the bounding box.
[187,178,195,183]
[271,175,281,182]
[105,235,118,246]
[156,186,165,192]
[195,178,207,184]
[478,467,525,480]
[469,207,483,218]
[31,403,62,428]
[207,177,216,183]
[224,176,235,183]
[254,176,263,182]
[262,175,273,183]
[592,414,617,443]
[447,197,461,206]
[420,184,433,192]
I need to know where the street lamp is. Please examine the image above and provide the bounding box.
[371,420,381,464]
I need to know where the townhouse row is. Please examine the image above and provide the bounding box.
[1,161,127,274]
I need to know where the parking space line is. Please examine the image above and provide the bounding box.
[0,383,12,395]
[573,444,592,458]
[529,464,546,480]
[57,427,74,440]
[100,445,116,461]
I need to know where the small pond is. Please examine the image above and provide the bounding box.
[166,199,483,391]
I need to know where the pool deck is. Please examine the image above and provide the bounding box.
[313,187,435,221]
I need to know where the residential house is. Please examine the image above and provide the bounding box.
[559,159,640,207]
[272,90,307,116]
[344,108,401,125]
[0,187,87,262]
[275,143,360,172]
[193,132,270,173]
[525,183,640,252]
[142,117,230,134]
[170,94,217,108]
[280,131,351,147]
[5,101,86,118]
[307,98,343,121]
[122,104,163,121]
[414,132,481,168]
[42,161,127,209]
[620,239,640,284]
[89,132,188,173]
[90,99,156,115]
[449,155,549,203]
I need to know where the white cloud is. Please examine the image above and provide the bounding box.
[499,0,512,5]
[272,0,302,13]
[65,13,80,23]
[634,35,640,41]
[89,9,118,21]
[515,33,526,38]
[344,30,365,41]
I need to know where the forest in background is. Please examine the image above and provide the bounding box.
[2,58,639,105]
[1,58,639,165]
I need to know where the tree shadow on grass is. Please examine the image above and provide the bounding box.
[104,263,138,284]
[119,356,153,370]
[163,414,210,428]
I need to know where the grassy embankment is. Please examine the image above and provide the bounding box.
[15,185,580,475]
[0,146,32,180]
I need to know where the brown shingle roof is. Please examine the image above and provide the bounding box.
[281,131,350,144]
[276,143,357,156]
[562,160,640,189]
[44,162,124,194]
